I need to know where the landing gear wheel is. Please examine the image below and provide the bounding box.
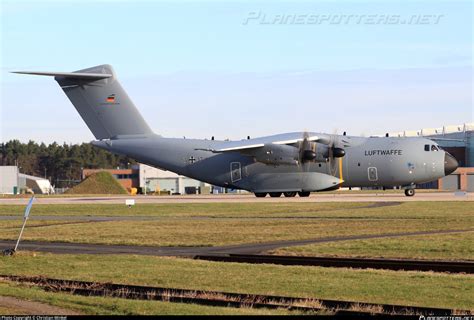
[269,192,282,198]
[404,189,415,197]
[283,192,297,197]
[298,191,311,197]
[254,192,267,198]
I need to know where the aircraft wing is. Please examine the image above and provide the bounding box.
[210,132,331,152]
[429,137,466,142]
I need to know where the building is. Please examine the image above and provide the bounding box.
[18,173,54,194]
[139,164,211,194]
[388,123,474,191]
[82,168,139,190]
[1,166,54,194]
[0,166,19,194]
[81,164,213,194]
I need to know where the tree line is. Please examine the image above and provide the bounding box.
[1,140,136,187]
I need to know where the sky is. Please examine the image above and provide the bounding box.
[0,0,472,143]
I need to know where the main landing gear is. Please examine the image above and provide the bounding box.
[254,192,310,198]
[254,192,267,198]
[283,192,297,197]
[404,188,415,197]
[297,191,311,197]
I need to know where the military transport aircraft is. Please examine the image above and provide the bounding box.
[14,65,458,197]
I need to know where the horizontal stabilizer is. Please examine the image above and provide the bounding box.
[11,71,112,80]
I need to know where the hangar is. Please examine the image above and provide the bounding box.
[138,164,212,195]
[0,166,18,194]
[0,166,54,194]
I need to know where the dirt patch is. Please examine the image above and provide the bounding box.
[0,295,81,315]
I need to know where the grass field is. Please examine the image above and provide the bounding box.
[272,232,474,260]
[0,202,472,251]
[0,202,376,216]
[0,281,292,315]
[1,252,473,312]
[1,201,472,217]
[1,201,473,315]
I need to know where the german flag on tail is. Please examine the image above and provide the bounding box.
[106,94,115,103]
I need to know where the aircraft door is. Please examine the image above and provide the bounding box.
[368,167,378,181]
[230,162,242,182]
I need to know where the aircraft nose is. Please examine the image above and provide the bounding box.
[444,152,458,176]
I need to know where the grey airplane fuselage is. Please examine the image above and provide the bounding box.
[93,133,448,192]
[15,64,457,195]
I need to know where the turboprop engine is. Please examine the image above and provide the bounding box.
[250,143,345,166]
[251,144,300,165]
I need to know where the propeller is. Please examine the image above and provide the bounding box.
[296,131,346,177]
[326,134,345,176]
[298,131,317,166]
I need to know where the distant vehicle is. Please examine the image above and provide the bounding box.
[14,65,458,197]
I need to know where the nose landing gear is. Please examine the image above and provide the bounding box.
[404,188,415,197]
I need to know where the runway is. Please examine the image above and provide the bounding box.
[0,192,472,205]
[1,229,471,256]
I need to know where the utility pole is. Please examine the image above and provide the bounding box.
[144,168,147,195]
[0,143,5,165]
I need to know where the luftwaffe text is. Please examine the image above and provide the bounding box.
[364,149,402,156]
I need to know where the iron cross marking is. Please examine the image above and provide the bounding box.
[189,156,197,164]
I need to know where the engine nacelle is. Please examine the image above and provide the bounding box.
[318,146,345,161]
[248,143,345,165]
[333,147,346,158]
[252,144,299,166]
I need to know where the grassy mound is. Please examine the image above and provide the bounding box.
[66,171,128,195]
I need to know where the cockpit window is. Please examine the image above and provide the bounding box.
[424,144,430,151]
[431,145,439,151]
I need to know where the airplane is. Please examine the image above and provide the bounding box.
[13,64,459,197]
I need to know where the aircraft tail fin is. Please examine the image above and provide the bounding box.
[13,64,153,140]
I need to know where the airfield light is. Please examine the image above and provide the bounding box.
[125,199,135,208]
